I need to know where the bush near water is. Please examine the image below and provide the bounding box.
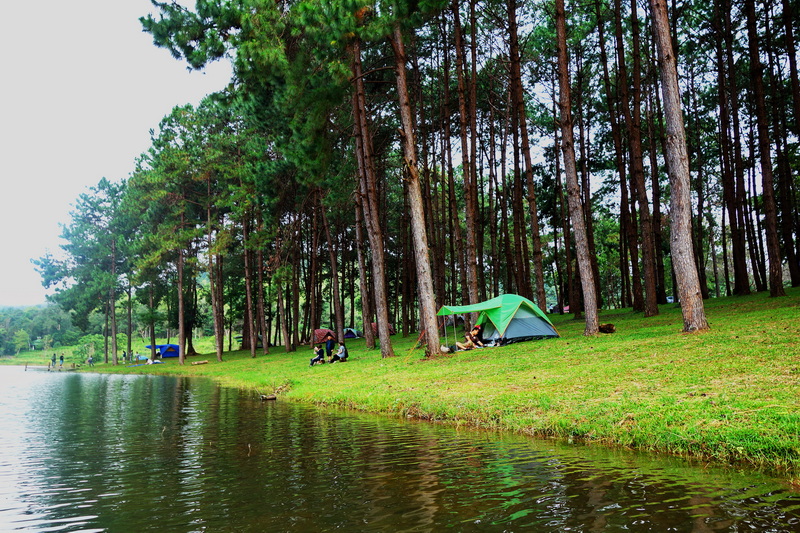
[6,288,800,479]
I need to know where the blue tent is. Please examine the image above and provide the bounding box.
[145,344,180,358]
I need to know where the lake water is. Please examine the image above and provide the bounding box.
[0,367,798,532]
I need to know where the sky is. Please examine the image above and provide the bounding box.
[0,1,232,308]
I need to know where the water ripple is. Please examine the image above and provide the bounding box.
[0,367,798,532]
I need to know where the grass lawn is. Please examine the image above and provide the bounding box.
[7,287,800,479]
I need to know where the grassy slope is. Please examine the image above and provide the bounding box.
[10,288,800,476]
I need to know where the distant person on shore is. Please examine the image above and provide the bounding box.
[310,344,325,367]
[51,354,57,368]
[59,355,64,368]
[330,341,348,363]
[88,355,94,367]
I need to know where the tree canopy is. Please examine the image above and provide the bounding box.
[37,0,799,362]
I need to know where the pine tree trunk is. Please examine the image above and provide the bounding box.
[615,0,658,316]
[177,246,186,365]
[126,284,133,363]
[110,240,118,365]
[507,0,547,308]
[391,25,441,356]
[781,0,800,285]
[451,3,480,309]
[320,192,345,343]
[773,3,800,286]
[275,273,292,353]
[596,0,631,307]
[256,248,269,355]
[714,12,747,296]
[291,246,301,349]
[207,192,224,361]
[744,0,785,297]
[242,216,258,357]
[723,0,752,295]
[354,203,375,349]
[575,49,602,307]
[689,69,710,299]
[556,0,599,335]
[149,286,157,361]
[650,0,710,331]
[647,86,668,303]
[352,39,395,357]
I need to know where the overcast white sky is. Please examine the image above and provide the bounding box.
[0,1,232,307]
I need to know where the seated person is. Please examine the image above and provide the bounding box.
[472,324,484,342]
[330,341,349,363]
[310,344,326,366]
[456,327,484,351]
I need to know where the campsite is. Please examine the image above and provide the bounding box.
[4,0,800,528]
[85,288,800,478]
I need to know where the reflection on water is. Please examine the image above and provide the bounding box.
[0,367,797,532]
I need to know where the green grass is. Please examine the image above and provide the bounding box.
[7,288,800,478]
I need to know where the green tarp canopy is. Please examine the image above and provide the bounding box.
[437,294,559,343]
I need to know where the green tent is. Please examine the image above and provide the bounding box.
[437,294,559,345]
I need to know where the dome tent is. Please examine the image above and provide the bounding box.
[437,294,558,345]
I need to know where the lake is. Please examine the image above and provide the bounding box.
[0,367,798,532]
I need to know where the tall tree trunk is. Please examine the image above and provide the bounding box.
[291,243,301,348]
[468,0,485,297]
[452,3,480,309]
[508,0,547,308]
[596,0,631,307]
[275,270,292,353]
[320,192,345,343]
[177,246,186,365]
[439,14,467,305]
[554,88,574,313]
[689,68,710,299]
[148,285,157,361]
[650,0,710,331]
[723,0,752,295]
[744,0,786,297]
[714,9,748,297]
[126,283,133,363]
[110,240,118,365]
[242,216,258,357]
[721,203,732,295]
[256,248,269,355]
[613,0,643,312]
[353,39,394,357]
[207,189,224,362]
[575,49,602,307]
[391,24,441,356]
[647,83,668,303]
[354,203,376,349]
[556,0,599,335]
[615,0,658,316]
[510,100,529,297]
[308,205,319,334]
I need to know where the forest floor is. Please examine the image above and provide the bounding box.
[6,287,800,480]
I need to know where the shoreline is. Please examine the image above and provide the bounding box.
[5,289,800,481]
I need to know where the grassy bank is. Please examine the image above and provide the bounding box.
[16,288,800,478]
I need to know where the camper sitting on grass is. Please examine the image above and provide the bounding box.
[330,341,348,363]
[310,344,326,366]
[456,326,484,351]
